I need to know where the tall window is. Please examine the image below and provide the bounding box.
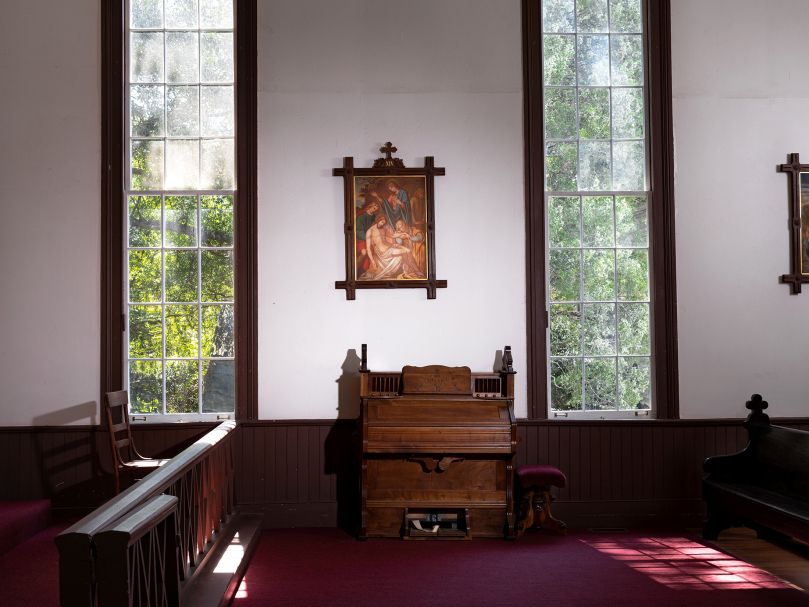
[125,0,236,418]
[542,0,653,417]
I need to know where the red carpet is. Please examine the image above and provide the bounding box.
[0,500,51,557]
[0,521,70,607]
[233,528,809,607]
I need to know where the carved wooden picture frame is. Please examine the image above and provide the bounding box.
[779,153,809,293]
[333,143,447,300]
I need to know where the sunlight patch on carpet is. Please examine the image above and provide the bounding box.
[582,536,793,591]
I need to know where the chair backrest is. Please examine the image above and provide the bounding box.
[104,391,137,467]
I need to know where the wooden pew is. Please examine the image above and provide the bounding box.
[702,394,809,542]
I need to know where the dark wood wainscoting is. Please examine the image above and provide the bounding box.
[2,418,808,527]
[0,423,213,512]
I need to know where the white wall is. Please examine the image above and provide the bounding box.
[0,0,101,425]
[5,0,806,425]
[672,0,809,418]
[256,0,527,419]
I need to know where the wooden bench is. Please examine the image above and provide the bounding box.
[702,394,809,542]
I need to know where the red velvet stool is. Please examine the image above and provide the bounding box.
[515,465,567,537]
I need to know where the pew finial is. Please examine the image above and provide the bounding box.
[744,394,770,426]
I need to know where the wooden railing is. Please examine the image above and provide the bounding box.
[55,420,237,607]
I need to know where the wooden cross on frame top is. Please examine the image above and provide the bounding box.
[372,142,406,169]
[778,153,809,293]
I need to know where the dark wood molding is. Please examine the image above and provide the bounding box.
[240,419,357,427]
[100,0,125,402]
[522,0,547,420]
[100,1,258,420]
[647,0,680,419]
[521,0,679,419]
[234,0,259,420]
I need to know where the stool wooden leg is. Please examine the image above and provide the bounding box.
[533,488,566,536]
[515,489,534,538]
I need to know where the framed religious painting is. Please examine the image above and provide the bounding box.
[778,153,809,293]
[333,143,447,299]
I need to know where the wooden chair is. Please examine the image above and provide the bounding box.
[104,391,170,495]
[514,465,567,537]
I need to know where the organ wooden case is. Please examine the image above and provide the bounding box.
[356,345,518,540]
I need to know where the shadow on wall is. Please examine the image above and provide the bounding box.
[30,402,111,508]
[327,349,363,534]
[335,348,362,418]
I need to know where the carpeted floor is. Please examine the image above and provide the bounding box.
[0,522,70,607]
[232,528,809,607]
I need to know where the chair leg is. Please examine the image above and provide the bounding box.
[114,467,120,496]
[515,489,534,538]
[533,488,566,536]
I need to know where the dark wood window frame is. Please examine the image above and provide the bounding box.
[522,0,679,420]
[101,0,258,420]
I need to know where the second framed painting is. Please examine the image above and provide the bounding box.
[334,143,447,299]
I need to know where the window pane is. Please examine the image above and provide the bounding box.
[129,361,163,413]
[579,141,610,191]
[131,32,164,83]
[551,357,582,411]
[584,357,616,409]
[201,86,235,136]
[610,0,642,33]
[129,195,162,247]
[166,360,199,413]
[129,250,162,302]
[616,249,648,301]
[131,140,164,190]
[166,0,198,28]
[202,360,235,412]
[611,88,643,139]
[131,0,163,29]
[582,249,614,301]
[549,196,580,247]
[165,250,198,302]
[131,85,164,137]
[542,0,574,32]
[577,35,609,86]
[201,139,234,189]
[617,303,650,355]
[545,88,577,140]
[201,304,235,357]
[546,141,578,191]
[613,140,644,190]
[611,35,643,86]
[583,303,616,355]
[165,304,198,358]
[577,0,608,33]
[618,357,651,410]
[582,196,614,247]
[201,250,234,302]
[129,305,163,358]
[201,32,234,82]
[544,35,576,86]
[615,196,647,247]
[164,195,197,247]
[550,304,581,356]
[166,32,199,83]
[201,195,233,246]
[549,250,581,302]
[167,86,200,136]
[201,0,233,28]
[165,140,200,190]
[578,88,610,139]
